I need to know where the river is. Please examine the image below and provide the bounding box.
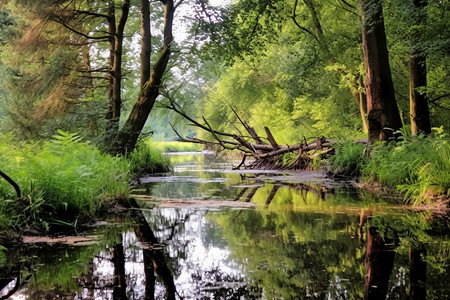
[0,152,449,299]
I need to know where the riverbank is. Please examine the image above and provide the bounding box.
[325,132,449,206]
[0,133,171,236]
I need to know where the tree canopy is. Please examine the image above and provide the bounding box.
[0,0,448,150]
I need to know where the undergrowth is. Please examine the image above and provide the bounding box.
[128,139,172,176]
[326,141,368,177]
[363,127,449,205]
[327,127,449,205]
[0,131,130,232]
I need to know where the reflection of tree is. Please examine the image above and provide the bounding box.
[190,266,262,299]
[363,226,397,300]
[128,198,176,300]
[209,209,365,299]
[209,204,450,299]
[409,246,426,300]
[112,234,127,300]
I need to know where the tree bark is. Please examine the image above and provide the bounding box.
[361,0,402,143]
[409,0,431,135]
[105,0,130,145]
[106,0,116,126]
[140,0,152,90]
[116,0,175,154]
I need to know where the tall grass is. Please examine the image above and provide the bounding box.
[362,128,449,204]
[0,131,130,231]
[128,140,172,176]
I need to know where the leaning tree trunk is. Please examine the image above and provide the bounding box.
[361,0,402,143]
[116,0,174,154]
[409,0,431,135]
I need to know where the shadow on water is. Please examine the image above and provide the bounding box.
[1,152,449,299]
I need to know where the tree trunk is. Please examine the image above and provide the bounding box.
[301,0,368,133]
[116,0,174,154]
[361,0,402,143]
[409,0,431,135]
[303,0,335,64]
[105,0,130,146]
[140,0,152,90]
[105,0,116,129]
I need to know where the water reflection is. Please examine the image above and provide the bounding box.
[0,152,449,299]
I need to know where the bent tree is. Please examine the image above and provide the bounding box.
[361,0,402,143]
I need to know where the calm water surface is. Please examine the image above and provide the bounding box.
[1,152,449,299]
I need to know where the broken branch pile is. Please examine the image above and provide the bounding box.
[164,101,335,170]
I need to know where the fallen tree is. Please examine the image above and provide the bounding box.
[162,100,335,170]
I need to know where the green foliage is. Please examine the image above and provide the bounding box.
[362,128,449,204]
[0,131,130,231]
[327,141,368,177]
[128,139,172,176]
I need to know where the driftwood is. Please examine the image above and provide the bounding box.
[163,101,336,170]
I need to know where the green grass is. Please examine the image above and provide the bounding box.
[128,140,172,176]
[0,130,130,232]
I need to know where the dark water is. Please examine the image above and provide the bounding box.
[1,152,449,299]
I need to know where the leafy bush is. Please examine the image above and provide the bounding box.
[327,129,449,204]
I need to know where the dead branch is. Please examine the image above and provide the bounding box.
[164,99,336,170]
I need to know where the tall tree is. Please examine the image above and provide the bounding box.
[409,0,431,135]
[361,0,402,143]
[115,0,176,153]
[105,0,131,142]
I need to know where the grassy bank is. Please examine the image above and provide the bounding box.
[327,128,449,205]
[152,140,204,152]
[0,131,171,234]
